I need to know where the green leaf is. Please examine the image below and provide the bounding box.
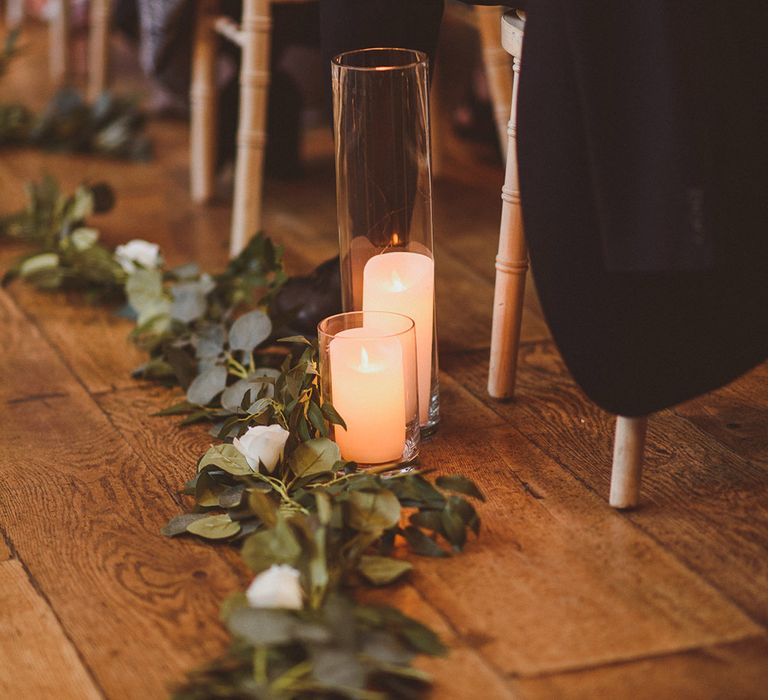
[218,484,245,509]
[435,475,485,502]
[277,335,312,345]
[161,512,209,537]
[241,517,301,572]
[195,470,223,507]
[348,489,402,532]
[186,513,240,540]
[409,509,444,533]
[402,526,449,558]
[321,402,347,430]
[288,438,340,478]
[19,252,59,277]
[198,444,252,476]
[186,365,228,406]
[247,489,277,527]
[387,475,445,507]
[153,400,195,416]
[358,555,412,585]
[440,505,466,551]
[228,607,297,646]
[228,309,272,351]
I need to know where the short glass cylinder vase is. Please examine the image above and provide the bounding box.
[332,48,439,434]
[318,311,420,469]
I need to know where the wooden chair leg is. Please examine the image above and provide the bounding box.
[87,0,111,102]
[609,416,648,509]
[5,0,24,27]
[229,0,271,257]
[475,5,513,160]
[190,0,219,204]
[488,17,527,399]
[49,0,70,85]
[429,57,449,179]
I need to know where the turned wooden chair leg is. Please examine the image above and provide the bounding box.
[609,416,648,509]
[49,0,70,85]
[429,57,449,179]
[190,0,219,204]
[5,0,24,27]
[488,12,526,399]
[229,0,271,257]
[475,5,513,160]
[87,0,111,101]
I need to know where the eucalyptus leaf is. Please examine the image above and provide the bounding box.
[241,517,301,572]
[358,555,412,585]
[161,512,209,537]
[435,475,485,502]
[228,607,296,646]
[170,280,208,323]
[198,443,252,475]
[228,309,272,351]
[186,365,227,406]
[19,252,59,277]
[186,513,240,540]
[220,369,278,413]
[402,526,449,558]
[288,438,340,478]
[348,490,401,532]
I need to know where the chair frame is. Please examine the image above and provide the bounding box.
[48,0,111,101]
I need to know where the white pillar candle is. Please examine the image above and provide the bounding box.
[329,327,406,464]
[363,252,434,424]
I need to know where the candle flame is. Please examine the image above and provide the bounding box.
[391,232,400,245]
[390,269,407,292]
[360,345,370,370]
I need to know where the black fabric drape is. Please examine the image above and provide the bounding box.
[517,1,768,416]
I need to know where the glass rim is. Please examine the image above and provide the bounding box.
[318,310,416,339]
[331,47,428,72]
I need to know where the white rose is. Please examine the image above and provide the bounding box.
[233,424,290,473]
[246,565,303,610]
[114,239,162,274]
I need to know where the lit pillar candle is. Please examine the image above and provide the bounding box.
[363,252,434,424]
[329,328,406,464]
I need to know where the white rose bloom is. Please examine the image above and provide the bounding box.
[233,424,290,473]
[114,239,162,274]
[246,565,303,610]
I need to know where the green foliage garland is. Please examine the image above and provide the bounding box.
[2,178,485,699]
[1,30,152,160]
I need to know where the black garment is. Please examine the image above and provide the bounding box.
[517,1,768,416]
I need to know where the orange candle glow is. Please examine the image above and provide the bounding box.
[329,327,406,464]
[362,252,434,424]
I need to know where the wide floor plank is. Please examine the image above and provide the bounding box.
[415,425,761,676]
[0,289,247,699]
[515,636,768,700]
[0,559,103,700]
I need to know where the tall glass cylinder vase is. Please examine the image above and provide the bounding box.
[332,48,439,433]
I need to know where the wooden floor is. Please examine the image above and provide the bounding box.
[1,22,767,700]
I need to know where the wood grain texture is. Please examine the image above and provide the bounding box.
[416,425,761,676]
[516,635,768,700]
[443,344,768,628]
[0,289,248,699]
[0,559,103,700]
